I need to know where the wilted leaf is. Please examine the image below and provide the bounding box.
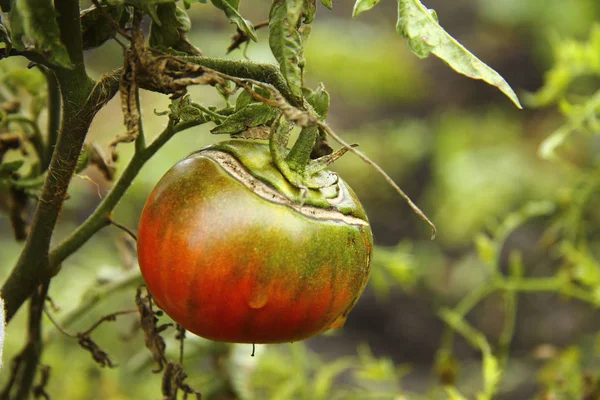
[211,103,279,135]
[12,0,72,68]
[352,0,380,18]
[396,0,522,109]
[269,0,304,99]
[211,0,257,41]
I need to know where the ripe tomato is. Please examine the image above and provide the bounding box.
[137,140,373,343]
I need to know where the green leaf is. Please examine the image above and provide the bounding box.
[303,83,330,119]
[211,103,279,135]
[0,15,11,51]
[352,0,380,18]
[12,0,72,68]
[149,3,201,55]
[269,0,304,99]
[320,0,332,10]
[303,0,317,23]
[81,5,129,50]
[211,0,257,41]
[183,0,206,8]
[396,0,522,109]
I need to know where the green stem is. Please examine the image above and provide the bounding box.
[181,56,303,107]
[285,126,318,173]
[0,2,120,323]
[49,117,207,267]
[40,66,61,171]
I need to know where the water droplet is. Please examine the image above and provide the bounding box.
[248,290,269,309]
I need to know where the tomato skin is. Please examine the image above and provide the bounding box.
[137,141,372,343]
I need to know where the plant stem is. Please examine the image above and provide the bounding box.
[40,66,61,171]
[14,283,48,399]
[181,56,303,107]
[49,117,207,268]
[0,1,120,323]
[285,126,318,172]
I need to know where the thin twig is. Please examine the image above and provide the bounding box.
[107,215,138,241]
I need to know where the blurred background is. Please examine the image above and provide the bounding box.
[1,0,600,399]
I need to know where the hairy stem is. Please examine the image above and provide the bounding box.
[0,1,120,323]
[180,56,303,107]
[40,67,61,171]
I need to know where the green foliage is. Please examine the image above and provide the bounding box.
[9,0,72,68]
[149,3,200,55]
[268,0,306,99]
[211,0,257,41]
[352,0,381,18]
[396,0,521,108]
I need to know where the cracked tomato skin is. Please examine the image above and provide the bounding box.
[137,140,373,344]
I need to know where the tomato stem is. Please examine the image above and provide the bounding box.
[285,126,318,174]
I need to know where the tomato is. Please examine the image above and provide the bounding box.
[137,140,373,343]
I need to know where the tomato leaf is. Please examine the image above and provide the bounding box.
[149,3,201,55]
[183,0,206,9]
[352,0,380,18]
[269,0,305,100]
[0,15,11,51]
[10,0,72,68]
[211,0,257,42]
[81,5,129,50]
[320,0,332,10]
[211,103,279,135]
[303,83,330,120]
[396,0,522,109]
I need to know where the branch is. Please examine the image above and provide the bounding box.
[180,56,303,107]
[1,53,120,323]
[49,116,208,268]
[0,283,49,399]
[39,66,61,171]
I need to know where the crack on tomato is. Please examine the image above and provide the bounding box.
[198,150,369,226]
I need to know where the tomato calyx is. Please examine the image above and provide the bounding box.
[198,140,369,221]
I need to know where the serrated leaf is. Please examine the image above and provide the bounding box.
[12,0,72,68]
[211,0,257,42]
[269,0,304,99]
[396,0,521,109]
[235,90,254,110]
[320,0,332,10]
[352,0,380,18]
[211,103,279,135]
[149,3,200,55]
[303,83,330,119]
